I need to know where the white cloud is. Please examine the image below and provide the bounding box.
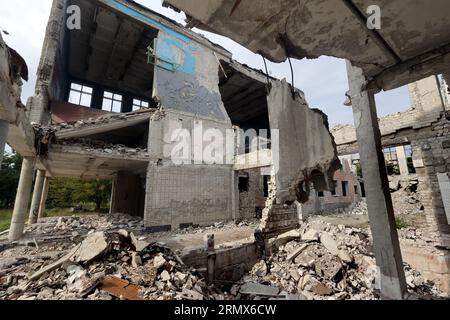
[0,0,411,129]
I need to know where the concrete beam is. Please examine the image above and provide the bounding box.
[38,176,50,219]
[396,146,410,177]
[346,60,407,300]
[54,114,151,139]
[0,119,8,166]
[28,169,45,224]
[9,157,35,241]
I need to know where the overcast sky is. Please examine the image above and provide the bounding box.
[0,0,411,130]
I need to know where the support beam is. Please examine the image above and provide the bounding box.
[38,176,50,219]
[395,146,410,177]
[28,169,45,224]
[346,60,407,300]
[9,157,35,241]
[0,119,8,166]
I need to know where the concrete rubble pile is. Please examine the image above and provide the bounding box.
[51,109,155,131]
[0,215,222,300]
[350,177,423,216]
[57,138,149,155]
[228,221,443,300]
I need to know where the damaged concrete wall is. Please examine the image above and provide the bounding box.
[30,0,69,125]
[267,79,340,205]
[154,31,230,122]
[145,163,233,231]
[333,76,445,154]
[145,109,234,230]
[257,79,340,238]
[301,159,362,215]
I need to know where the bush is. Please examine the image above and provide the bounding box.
[395,216,409,229]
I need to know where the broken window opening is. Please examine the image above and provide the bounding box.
[68,82,93,107]
[318,191,324,198]
[342,181,349,197]
[331,180,337,196]
[384,146,400,175]
[360,182,366,198]
[218,60,271,156]
[404,144,416,174]
[263,175,270,198]
[239,177,249,193]
[354,185,359,195]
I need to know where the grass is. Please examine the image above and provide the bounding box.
[0,209,13,232]
[395,216,410,230]
[0,207,105,232]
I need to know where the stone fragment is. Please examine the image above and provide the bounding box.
[131,253,142,268]
[182,288,204,300]
[251,260,268,277]
[161,270,171,282]
[130,232,151,252]
[302,229,320,242]
[153,254,166,270]
[320,233,339,256]
[315,254,343,280]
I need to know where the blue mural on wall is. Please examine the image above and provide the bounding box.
[107,0,197,76]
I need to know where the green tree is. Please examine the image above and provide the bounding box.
[47,177,111,211]
[0,152,22,208]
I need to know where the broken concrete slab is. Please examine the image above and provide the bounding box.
[130,232,151,252]
[240,282,280,296]
[29,244,82,281]
[72,232,110,264]
[286,244,309,262]
[320,233,339,256]
[302,229,320,242]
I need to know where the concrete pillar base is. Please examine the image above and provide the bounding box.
[38,176,50,219]
[29,170,45,224]
[9,157,35,242]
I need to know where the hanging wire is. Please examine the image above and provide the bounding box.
[262,56,271,92]
[287,56,296,98]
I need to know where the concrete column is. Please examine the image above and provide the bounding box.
[0,120,8,167]
[346,61,407,300]
[28,169,45,224]
[8,157,35,241]
[37,176,50,219]
[396,146,410,176]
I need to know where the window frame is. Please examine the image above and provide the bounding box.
[102,91,123,113]
[68,82,93,107]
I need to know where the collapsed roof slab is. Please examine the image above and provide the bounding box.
[164,0,450,91]
[39,144,149,178]
[54,109,154,140]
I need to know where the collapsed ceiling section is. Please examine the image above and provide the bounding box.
[163,0,450,90]
[69,0,158,98]
[218,60,270,131]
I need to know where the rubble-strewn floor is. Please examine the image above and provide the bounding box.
[0,212,447,300]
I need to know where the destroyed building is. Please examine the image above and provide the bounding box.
[3,0,339,242]
[1,0,450,301]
